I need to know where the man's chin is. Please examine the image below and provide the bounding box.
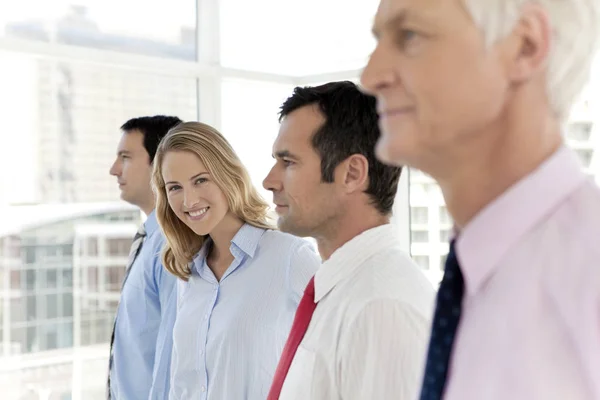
[277,216,295,234]
[277,217,311,238]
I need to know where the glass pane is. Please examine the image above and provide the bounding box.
[567,122,592,142]
[62,293,74,318]
[0,52,197,204]
[0,51,198,397]
[105,266,126,292]
[574,148,594,168]
[413,255,429,270]
[411,230,429,243]
[221,78,295,202]
[0,0,196,60]
[62,269,73,288]
[220,0,379,75]
[439,206,452,225]
[46,294,59,319]
[26,294,37,320]
[439,229,451,243]
[107,238,131,257]
[46,269,58,289]
[410,207,429,225]
[410,168,446,285]
[10,297,25,324]
[409,93,600,287]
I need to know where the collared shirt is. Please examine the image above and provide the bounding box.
[110,211,177,400]
[169,224,321,400]
[444,146,600,400]
[280,224,435,400]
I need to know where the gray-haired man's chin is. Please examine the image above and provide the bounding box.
[375,137,404,167]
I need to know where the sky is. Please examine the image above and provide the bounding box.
[0,0,195,41]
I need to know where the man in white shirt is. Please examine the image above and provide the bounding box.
[263,81,435,400]
[361,0,600,399]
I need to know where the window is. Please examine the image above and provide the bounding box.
[411,230,429,243]
[87,238,98,256]
[567,122,593,141]
[87,267,98,291]
[46,269,58,289]
[220,79,295,202]
[10,269,20,287]
[46,294,59,319]
[24,247,36,264]
[440,229,451,243]
[46,331,58,350]
[440,254,448,271]
[26,294,37,320]
[220,0,378,75]
[107,238,131,257]
[62,293,74,318]
[574,148,594,168]
[0,54,198,204]
[439,206,452,225]
[62,269,73,288]
[10,297,25,324]
[10,327,26,354]
[411,207,429,225]
[0,1,197,60]
[413,255,430,270]
[0,4,203,398]
[105,266,126,291]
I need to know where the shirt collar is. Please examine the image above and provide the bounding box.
[230,223,265,258]
[314,223,400,303]
[457,146,588,296]
[192,223,266,277]
[144,210,159,236]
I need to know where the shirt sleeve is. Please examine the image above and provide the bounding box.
[287,240,321,303]
[338,299,431,400]
[148,239,177,399]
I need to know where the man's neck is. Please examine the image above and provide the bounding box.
[436,106,563,229]
[139,198,156,217]
[315,208,390,261]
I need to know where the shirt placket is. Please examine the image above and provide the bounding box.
[198,282,219,399]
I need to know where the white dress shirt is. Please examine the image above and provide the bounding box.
[443,146,600,399]
[280,223,435,400]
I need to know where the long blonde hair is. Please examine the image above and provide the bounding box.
[152,121,274,281]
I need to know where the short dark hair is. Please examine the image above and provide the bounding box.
[279,81,401,215]
[121,115,183,163]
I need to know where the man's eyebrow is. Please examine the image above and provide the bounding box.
[372,10,409,38]
[273,150,299,160]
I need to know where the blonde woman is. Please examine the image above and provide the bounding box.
[152,121,320,400]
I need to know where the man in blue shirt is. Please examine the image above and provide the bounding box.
[108,115,182,399]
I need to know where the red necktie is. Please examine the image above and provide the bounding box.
[267,277,317,400]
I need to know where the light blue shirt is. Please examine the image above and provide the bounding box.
[111,211,177,399]
[169,224,321,400]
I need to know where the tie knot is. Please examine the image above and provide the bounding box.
[444,240,460,274]
[439,239,464,301]
[135,223,147,238]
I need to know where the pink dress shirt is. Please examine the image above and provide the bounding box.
[444,146,600,400]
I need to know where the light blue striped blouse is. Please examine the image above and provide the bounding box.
[169,223,321,400]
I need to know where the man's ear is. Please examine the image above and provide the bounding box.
[338,154,369,194]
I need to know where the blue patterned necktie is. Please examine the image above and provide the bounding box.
[106,224,146,399]
[419,240,465,400]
